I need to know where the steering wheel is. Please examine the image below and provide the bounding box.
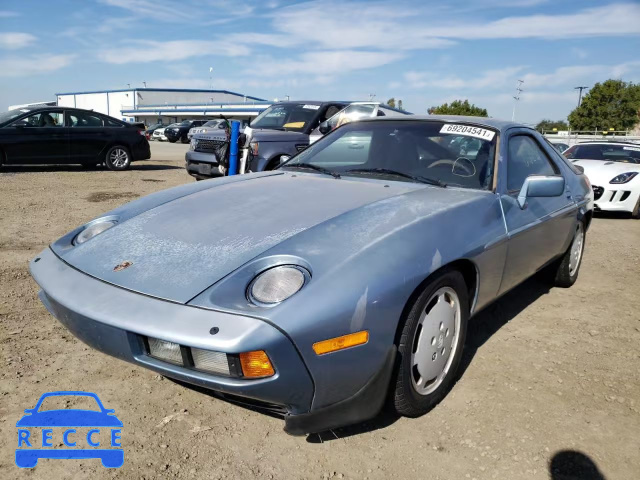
[451,157,476,177]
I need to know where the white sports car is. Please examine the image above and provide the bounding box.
[565,142,640,218]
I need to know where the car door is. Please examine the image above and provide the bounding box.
[2,110,68,164]
[499,130,577,294]
[66,110,109,162]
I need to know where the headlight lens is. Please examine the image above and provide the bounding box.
[250,141,259,156]
[74,219,117,245]
[610,172,638,184]
[249,266,307,305]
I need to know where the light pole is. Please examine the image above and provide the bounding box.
[143,81,147,88]
[512,79,524,122]
[369,93,376,101]
[209,67,213,91]
[574,86,588,107]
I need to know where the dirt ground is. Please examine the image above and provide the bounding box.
[1,142,639,480]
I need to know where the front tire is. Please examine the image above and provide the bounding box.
[105,146,131,171]
[392,269,469,417]
[631,196,640,219]
[552,221,586,287]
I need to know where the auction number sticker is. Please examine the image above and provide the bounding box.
[302,104,320,110]
[440,124,495,141]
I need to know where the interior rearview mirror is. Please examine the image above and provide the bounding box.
[517,175,565,209]
[318,122,331,135]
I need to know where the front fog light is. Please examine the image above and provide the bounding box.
[249,266,307,305]
[74,218,117,245]
[191,348,230,375]
[147,337,183,365]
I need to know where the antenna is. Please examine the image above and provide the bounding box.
[512,79,524,122]
[574,86,588,106]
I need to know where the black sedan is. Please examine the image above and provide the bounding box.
[0,107,151,170]
[164,120,207,144]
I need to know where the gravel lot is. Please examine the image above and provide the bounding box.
[1,141,639,479]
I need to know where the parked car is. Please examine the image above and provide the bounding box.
[165,120,207,144]
[145,122,166,140]
[188,119,226,140]
[551,142,570,153]
[0,106,150,170]
[31,116,592,435]
[152,125,172,142]
[309,102,410,144]
[564,141,640,218]
[186,100,350,180]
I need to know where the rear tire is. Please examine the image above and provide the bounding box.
[105,146,131,171]
[181,136,189,144]
[552,221,586,288]
[392,269,469,417]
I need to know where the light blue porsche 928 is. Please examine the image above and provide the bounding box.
[30,116,593,435]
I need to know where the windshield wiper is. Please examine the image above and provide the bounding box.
[344,168,446,187]
[281,163,341,178]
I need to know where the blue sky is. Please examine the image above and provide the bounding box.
[0,0,639,124]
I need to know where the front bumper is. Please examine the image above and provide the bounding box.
[185,151,225,179]
[30,247,313,416]
[592,185,639,213]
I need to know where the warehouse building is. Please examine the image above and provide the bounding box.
[55,88,270,126]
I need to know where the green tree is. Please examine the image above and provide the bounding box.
[568,80,640,131]
[386,98,396,108]
[536,119,569,132]
[427,99,488,117]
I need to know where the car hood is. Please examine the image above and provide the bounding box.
[573,159,640,185]
[16,410,123,427]
[248,128,308,143]
[60,173,423,303]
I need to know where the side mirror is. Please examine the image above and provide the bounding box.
[318,121,331,135]
[517,175,565,209]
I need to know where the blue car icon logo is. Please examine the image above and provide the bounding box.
[15,391,123,468]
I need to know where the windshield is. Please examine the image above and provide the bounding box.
[0,109,30,125]
[251,103,320,132]
[564,144,640,163]
[203,120,221,127]
[281,120,497,190]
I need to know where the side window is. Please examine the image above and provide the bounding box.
[12,111,64,127]
[507,135,558,192]
[105,118,123,127]
[68,111,104,127]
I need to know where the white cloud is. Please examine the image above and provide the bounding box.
[0,32,37,49]
[0,54,76,77]
[426,3,640,39]
[0,10,18,18]
[248,50,404,77]
[98,0,253,23]
[402,66,527,89]
[521,61,640,88]
[97,40,250,64]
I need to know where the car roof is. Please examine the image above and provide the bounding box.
[357,115,525,131]
[274,100,352,106]
[575,141,640,146]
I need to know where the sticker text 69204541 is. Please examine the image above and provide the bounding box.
[439,124,496,141]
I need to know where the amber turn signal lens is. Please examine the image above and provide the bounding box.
[312,331,369,355]
[239,350,275,378]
